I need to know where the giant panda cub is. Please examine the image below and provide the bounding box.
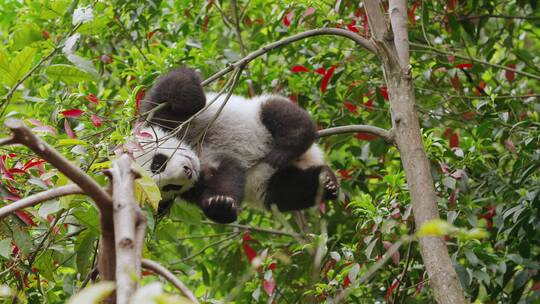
[134,67,339,223]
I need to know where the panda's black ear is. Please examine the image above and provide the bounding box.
[142,67,206,128]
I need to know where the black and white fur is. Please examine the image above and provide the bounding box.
[134,67,339,223]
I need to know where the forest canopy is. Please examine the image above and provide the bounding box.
[0,0,539,303]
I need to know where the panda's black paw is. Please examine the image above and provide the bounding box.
[321,167,339,200]
[201,195,239,224]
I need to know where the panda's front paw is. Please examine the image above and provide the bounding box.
[201,195,240,224]
[321,167,340,200]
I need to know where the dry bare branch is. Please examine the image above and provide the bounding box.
[3,119,113,215]
[317,125,394,144]
[202,28,376,86]
[0,184,83,220]
[106,154,146,304]
[141,259,199,304]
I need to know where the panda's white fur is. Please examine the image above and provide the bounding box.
[134,92,326,207]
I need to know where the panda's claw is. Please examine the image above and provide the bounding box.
[202,195,239,224]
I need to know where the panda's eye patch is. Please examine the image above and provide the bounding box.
[151,153,168,174]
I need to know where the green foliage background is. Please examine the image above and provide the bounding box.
[0,0,539,303]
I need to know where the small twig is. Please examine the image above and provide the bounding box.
[172,232,240,264]
[202,28,375,86]
[0,23,83,116]
[141,259,199,304]
[394,240,414,303]
[457,14,540,21]
[2,119,113,215]
[0,185,83,220]
[317,125,394,144]
[201,220,301,238]
[411,42,540,81]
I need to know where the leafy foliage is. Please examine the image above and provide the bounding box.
[0,0,539,303]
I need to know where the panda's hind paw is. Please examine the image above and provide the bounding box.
[321,167,340,200]
[202,195,240,224]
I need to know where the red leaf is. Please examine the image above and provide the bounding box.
[242,232,253,242]
[475,80,486,95]
[450,76,461,90]
[382,241,401,265]
[462,111,476,120]
[409,2,419,25]
[504,138,517,154]
[314,67,326,75]
[42,31,50,39]
[364,99,374,111]
[283,11,294,27]
[15,211,36,226]
[379,86,389,101]
[344,101,357,114]
[147,31,157,39]
[64,119,76,139]
[456,63,473,69]
[363,10,369,33]
[202,15,210,32]
[61,109,84,118]
[347,20,359,32]
[23,159,46,171]
[447,0,458,11]
[85,93,99,103]
[263,279,275,296]
[90,114,102,127]
[449,132,459,148]
[291,65,309,73]
[505,63,516,83]
[135,89,145,114]
[269,261,277,270]
[355,132,377,141]
[303,7,316,18]
[385,280,400,303]
[343,275,351,288]
[338,169,352,180]
[320,65,336,93]
[319,202,326,214]
[449,190,456,208]
[243,243,257,263]
[447,55,456,63]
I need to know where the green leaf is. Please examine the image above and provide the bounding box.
[13,226,33,254]
[57,139,88,146]
[11,24,42,50]
[67,281,116,304]
[132,162,162,211]
[5,47,37,87]
[416,219,453,237]
[34,250,55,280]
[0,239,11,259]
[75,230,97,278]
[170,200,201,225]
[45,64,94,84]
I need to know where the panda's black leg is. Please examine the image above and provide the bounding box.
[142,67,206,129]
[197,158,246,223]
[266,165,339,212]
[260,97,317,168]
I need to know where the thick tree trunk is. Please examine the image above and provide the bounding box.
[364,1,468,303]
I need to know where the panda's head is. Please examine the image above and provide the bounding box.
[133,126,200,201]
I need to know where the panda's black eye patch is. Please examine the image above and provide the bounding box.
[151,153,168,174]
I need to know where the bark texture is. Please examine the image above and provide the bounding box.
[364,1,468,303]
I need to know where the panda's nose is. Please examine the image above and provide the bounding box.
[183,166,193,179]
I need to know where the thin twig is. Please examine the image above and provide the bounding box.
[2,119,113,215]
[141,259,199,304]
[318,125,394,144]
[411,42,540,81]
[0,185,83,220]
[172,232,240,264]
[457,14,540,21]
[202,28,375,86]
[0,23,83,116]
[201,220,301,237]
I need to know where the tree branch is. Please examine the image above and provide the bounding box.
[458,14,540,21]
[0,23,83,117]
[0,184,83,220]
[106,154,145,304]
[202,28,376,86]
[2,119,113,215]
[201,220,301,237]
[141,259,199,304]
[389,0,410,68]
[411,42,540,81]
[317,125,394,144]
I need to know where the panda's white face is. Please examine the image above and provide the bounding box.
[133,126,200,201]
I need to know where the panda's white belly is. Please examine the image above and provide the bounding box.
[195,93,273,169]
